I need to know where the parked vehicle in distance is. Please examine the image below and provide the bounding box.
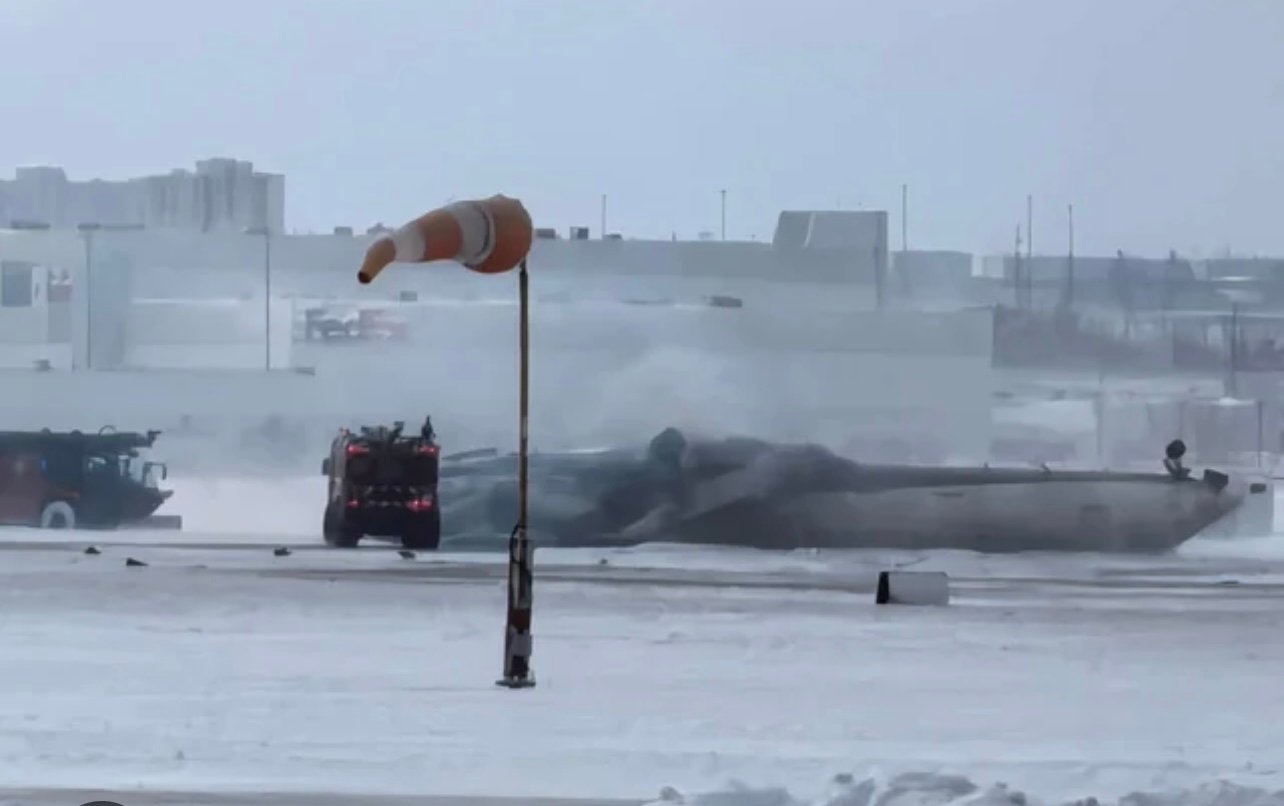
[302,304,409,341]
[0,427,179,530]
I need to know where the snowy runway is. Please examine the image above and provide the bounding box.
[0,525,1282,805]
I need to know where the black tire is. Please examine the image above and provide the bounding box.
[401,509,442,550]
[323,503,360,548]
[40,500,77,529]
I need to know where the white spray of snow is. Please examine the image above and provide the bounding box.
[645,772,1284,806]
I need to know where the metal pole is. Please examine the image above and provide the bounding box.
[901,183,908,252]
[1014,225,1022,308]
[84,231,94,371]
[874,241,885,311]
[1228,303,1239,397]
[720,189,726,241]
[600,194,607,239]
[264,232,272,371]
[1067,203,1075,308]
[498,258,535,689]
[1026,195,1033,260]
[1257,399,1264,469]
[1026,195,1034,306]
[1095,370,1105,467]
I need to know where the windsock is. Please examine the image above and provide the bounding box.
[357,195,533,284]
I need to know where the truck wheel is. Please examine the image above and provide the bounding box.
[40,500,77,529]
[323,503,360,548]
[401,510,441,550]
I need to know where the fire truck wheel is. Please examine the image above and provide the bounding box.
[322,503,360,548]
[401,510,441,551]
[40,500,77,530]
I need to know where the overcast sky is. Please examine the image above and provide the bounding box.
[2,0,1281,257]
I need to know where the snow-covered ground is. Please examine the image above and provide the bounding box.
[1,475,1283,806]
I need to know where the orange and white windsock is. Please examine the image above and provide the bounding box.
[357,195,534,284]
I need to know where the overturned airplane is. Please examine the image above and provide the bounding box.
[436,429,1253,553]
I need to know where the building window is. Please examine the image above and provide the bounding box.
[1,262,33,307]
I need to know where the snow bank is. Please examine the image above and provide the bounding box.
[646,772,1284,806]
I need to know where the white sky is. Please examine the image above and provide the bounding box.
[1,0,1281,257]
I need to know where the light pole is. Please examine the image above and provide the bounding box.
[1026,194,1034,259]
[600,194,607,239]
[720,189,727,241]
[1014,224,1023,308]
[76,222,101,370]
[901,183,908,252]
[1026,194,1034,306]
[246,227,272,371]
[1066,203,1076,309]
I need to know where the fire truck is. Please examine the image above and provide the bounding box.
[0,427,178,530]
[321,418,440,549]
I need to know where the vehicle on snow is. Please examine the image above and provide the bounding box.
[321,417,441,549]
[0,427,178,530]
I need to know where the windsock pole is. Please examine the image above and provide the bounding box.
[498,258,535,688]
[353,195,538,689]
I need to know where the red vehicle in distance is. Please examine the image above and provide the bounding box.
[0,428,177,530]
